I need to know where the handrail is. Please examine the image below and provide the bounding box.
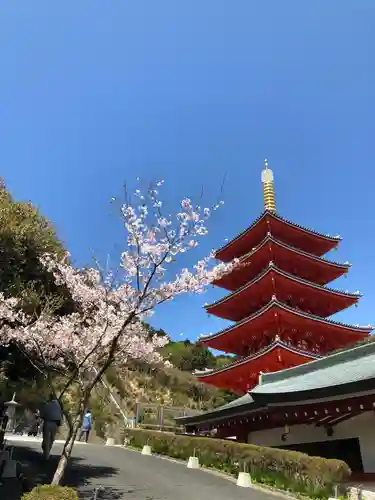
[91,367,129,425]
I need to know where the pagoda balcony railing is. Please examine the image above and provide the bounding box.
[242,336,327,357]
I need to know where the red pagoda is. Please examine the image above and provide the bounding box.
[195,160,371,395]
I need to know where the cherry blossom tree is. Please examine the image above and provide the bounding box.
[0,180,237,484]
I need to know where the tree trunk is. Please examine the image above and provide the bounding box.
[51,420,81,485]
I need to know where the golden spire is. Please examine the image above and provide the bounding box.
[261,158,276,212]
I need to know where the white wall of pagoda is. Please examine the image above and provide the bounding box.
[247,412,375,473]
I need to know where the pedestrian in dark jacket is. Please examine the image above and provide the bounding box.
[40,393,62,460]
[28,409,41,437]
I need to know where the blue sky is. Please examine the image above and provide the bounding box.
[1,1,374,344]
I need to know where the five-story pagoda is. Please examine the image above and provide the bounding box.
[195,160,371,394]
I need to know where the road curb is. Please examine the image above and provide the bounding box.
[4,436,91,446]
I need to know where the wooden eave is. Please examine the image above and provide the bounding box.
[196,340,320,378]
[213,235,350,291]
[215,211,341,262]
[195,340,320,394]
[176,395,261,427]
[199,300,372,355]
[177,391,375,431]
[205,264,361,321]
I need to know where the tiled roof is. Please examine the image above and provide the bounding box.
[205,264,361,310]
[215,210,341,257]
[199,300,373,342]
[215,393,254,411]
[195,339,320,378]
[252,340,375,395]
[223,234,350,271]
[175,393,257,424]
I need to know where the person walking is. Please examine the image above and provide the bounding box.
[79,409,93,443]
[40,393,62,460]
[28,409,42,437]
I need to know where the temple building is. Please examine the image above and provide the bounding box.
[177,160,375,474]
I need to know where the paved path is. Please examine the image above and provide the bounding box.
[7,437,282,500]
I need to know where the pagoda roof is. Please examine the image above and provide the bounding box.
[206,264,361,321]
[194,340,320,394]
[215,210,341,262]
[176,339,375,427]
[214,235,350,291]
[200,300,372,356]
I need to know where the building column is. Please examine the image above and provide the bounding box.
[236,427,249,443]
[216,427,229,439]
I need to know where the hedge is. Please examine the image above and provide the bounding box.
[123,428,351,498]
[21,485,79,500]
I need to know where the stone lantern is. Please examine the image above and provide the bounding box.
[4,393,21,433]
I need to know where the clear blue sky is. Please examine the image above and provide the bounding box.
[1,1,374,344]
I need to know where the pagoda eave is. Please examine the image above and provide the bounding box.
[206,265,360,321]
[199,301,372,356]
[215,211,341,262]
[213,235,350,291]
[195,341,320,394]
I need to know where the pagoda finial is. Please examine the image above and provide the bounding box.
[261,158,276,212]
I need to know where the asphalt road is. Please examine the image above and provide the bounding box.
[9,437,282,500]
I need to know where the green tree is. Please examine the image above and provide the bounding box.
[160,340,219,371]
[213,354,233,368]
[190,343,216,370]
[0,181,67,309]
[0,180,70,388]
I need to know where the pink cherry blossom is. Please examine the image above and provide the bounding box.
[0,180,237,374]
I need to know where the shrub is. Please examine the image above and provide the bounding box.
[21,485,79,500]
[123,428,351,498]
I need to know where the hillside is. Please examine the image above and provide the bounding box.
[83,325,238,438]
[91,324,238,420]
[91,344,237,436]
